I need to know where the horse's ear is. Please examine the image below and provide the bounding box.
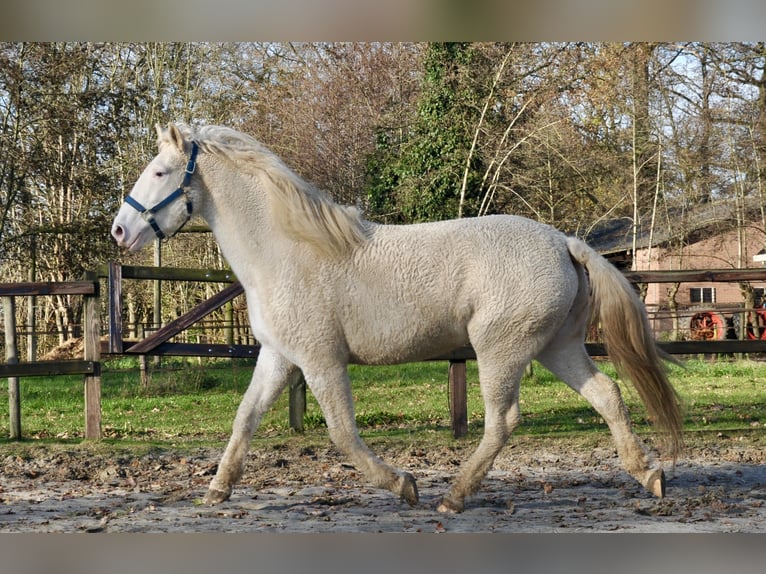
[154,123,168,147]
[167,123,186,153]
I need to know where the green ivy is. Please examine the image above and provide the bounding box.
[366,43,486,223]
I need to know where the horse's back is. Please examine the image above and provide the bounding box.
[365,215,577,300]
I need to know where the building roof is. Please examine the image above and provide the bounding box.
[584,198,765,256]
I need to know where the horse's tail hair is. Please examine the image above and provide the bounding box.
[566,236,683,461]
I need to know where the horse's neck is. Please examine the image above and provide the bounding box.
[200,171,283,285]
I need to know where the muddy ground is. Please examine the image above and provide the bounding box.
[0,432,764,533]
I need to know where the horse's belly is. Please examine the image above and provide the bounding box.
[348,341,465,365]
[345,316,468,365]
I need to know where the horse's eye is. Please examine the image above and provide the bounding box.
[154,171,165,178]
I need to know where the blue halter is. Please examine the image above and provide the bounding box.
[124,141,198,240]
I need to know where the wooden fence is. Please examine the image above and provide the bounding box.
[1,280,101,439]
[5,264,766,441]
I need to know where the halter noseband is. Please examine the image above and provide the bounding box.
[124,141,198,240]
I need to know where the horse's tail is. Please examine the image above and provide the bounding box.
[566,236,683,460]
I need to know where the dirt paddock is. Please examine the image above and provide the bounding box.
[1,433,764,533]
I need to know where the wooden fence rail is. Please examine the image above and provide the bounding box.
[5,265,766,440]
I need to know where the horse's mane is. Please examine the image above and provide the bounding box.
[165,123,368,257]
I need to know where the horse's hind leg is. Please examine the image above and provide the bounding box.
[537,344,666,497]
[205,347,298,504]
[304,365,419,505]
[438,357,524,513]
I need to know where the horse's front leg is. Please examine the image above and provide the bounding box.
[204,347,299,505]
[304,364,419,506]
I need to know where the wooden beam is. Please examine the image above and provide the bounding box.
[114,341,260,359]
[0,361,96,377]
[658,339,766,354]
[623,268,766,284]
[587,339,766,356]
[124,280,246,354]
[0,281,97,297]
[428,339,766,362]
[96,264,237,283]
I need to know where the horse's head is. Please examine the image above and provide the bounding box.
[111,124,199,252]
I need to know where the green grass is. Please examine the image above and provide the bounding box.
[0,357,764,446]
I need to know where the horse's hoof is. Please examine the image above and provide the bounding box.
[203,486,232,505]
[398,472,419,506]
[437,495,463,513]
[645,468,666,498]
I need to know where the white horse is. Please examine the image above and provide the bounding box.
[112,123,683,512]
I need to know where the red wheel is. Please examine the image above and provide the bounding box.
[689,311,725,341]
[746,309,766,340]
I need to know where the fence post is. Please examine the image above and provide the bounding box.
[3,296,21,439]
[448,360,468,438]
[83,287,101,439]
[153,238,162,368]
[289,372,307,432]
[108,262,123,354]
